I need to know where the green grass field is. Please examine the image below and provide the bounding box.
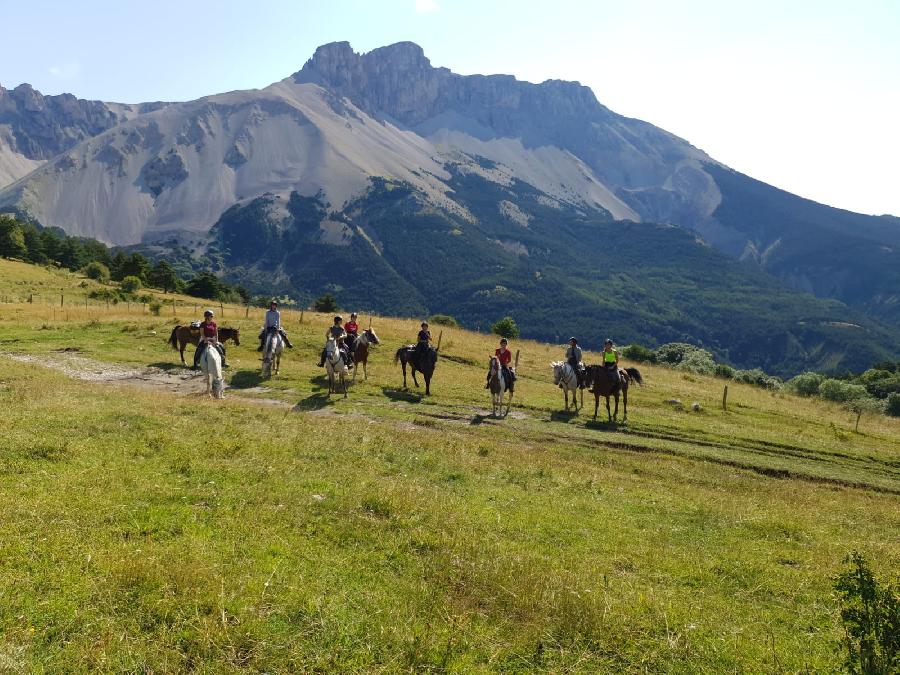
[1,260,898,672]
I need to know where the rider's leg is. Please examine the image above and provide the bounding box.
[257,329,264,351]
[217,343,227,368]
[281,329,294,348]
[193,343,205,369]
[318,347,326,367]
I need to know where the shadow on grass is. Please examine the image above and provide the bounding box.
[382,387,423,404]
[550,410,580,423]
[149,361,190,372]
[293,392,333,411]
[228,370,264,389]
[585,419,622,431]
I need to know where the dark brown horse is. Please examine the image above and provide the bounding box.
[351,328,380,381]
[168,325,240,365]
[394,344,438,395]
[584,365,643,422]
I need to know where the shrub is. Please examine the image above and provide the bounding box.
[887,393,900,417]
[654,342,699,366]
[120,276,143,294]
[676,349,716,375]
[82,261,110,283]
[714,363,735,379]
[622,344,656,363]
[845,397,887,432]
[787,371,826,397]
[833,551,899,673]
[314,293,338,313]
[491,316,520,339]
[428,314,459,328]
[149,301,162,316]
[733,368,782,389]
[820,379,869,403]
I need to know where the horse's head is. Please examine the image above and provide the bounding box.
[364,328,380,345]
[551,361,563,385]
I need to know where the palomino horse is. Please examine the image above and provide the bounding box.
[260,326,284,379]
[488,355,514,417]
[198,339,225,399]
[324,337,348,398]
[584,365,643,422]
[351,328,380,381]
[394,344,438,395]
[551,361,583,412]
[168,325,240,365]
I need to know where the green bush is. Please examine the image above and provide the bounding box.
[149,301,162,316]
[886,393,900,417]
[787,372,826,397]
[491,316,520,339]
[714,363,735,379]
[820,379,869,403]
[733,368,781,389]
[313,293,338,313]
[120,276,143,294]
[677,349,716,375]
[82,261,110,283]
[655,342,709,366]
[428,314,459,328]
[622,344,656,363]
[833,551,899,674]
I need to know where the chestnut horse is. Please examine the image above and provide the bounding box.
[168,325,240,365]
[584,365,643,422]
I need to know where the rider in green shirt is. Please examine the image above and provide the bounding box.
[601,339,619,368]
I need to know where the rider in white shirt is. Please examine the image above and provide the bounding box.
[257,300,294,350]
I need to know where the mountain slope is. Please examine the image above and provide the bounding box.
[0,42,898,373]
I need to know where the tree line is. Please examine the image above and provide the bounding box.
[0,214,248,303]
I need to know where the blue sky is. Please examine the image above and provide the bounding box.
[3,0,898,215]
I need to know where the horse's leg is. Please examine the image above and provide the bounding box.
[505,388,513,417]
[622,384,628,422]
[613,393,619,422]
[593,393,599,419]
[424,374,431,396]
[606,396,612,422]
[401,360,408,389]
[179,341,186,365]
[564,388,569,411]
[363,357,368,380]
[411,367,420,388]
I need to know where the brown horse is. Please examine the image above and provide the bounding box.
[584,365,643,422]
[168,325,240,365]
[351,328,380,381]
[394,344,438,395]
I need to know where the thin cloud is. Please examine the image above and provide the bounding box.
[414,0,439,13]
[48,62,82,79]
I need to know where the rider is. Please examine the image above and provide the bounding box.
[565,337,584,387]
[344,312,360,354]
[486,337,516,388]
[601,338,620,385]
[193,309,228,369]
[414,321,431,363]
[257,300,294,351]
[317,315,352,367]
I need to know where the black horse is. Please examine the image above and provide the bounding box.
[394,344,438,395]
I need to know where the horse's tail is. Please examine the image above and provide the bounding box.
[394,347,405,365]
[625,367,643,385]
[168,326,180,349]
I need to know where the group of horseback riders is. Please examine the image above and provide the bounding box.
[187,301,619,391]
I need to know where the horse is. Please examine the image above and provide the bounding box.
[584,365,643,422]
[351,328,380,382]
[168,325,240,365]
[488,355,514,417]
[394,344,438,395]
[198,338,225,399]
[551,361,583,412]
[324,337,348,398]
[260,326,284,379]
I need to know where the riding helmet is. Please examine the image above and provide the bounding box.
[605,338,613,345]
[334,315,342,322]
[569,337,577,344]
[204,310,214,317]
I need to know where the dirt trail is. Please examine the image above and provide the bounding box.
[3,350,216,396]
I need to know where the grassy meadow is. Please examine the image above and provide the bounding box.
[0,259,898,672]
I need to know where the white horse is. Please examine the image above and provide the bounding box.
[551,361,582,412]
[199,339,225,399]
[324,337,348,398]
[261,327,284,379]
[488,355,514,418]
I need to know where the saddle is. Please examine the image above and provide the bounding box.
[189,321,201,330]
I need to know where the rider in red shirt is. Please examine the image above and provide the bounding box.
[344,312,360,353]
[486,338,515,388]
[193,310,227,369]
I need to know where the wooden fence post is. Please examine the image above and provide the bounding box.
[722,385,728,411]
[299,309,304,324]
[60,293,64,307]
[220,301,224,318]
[245,303,250,318]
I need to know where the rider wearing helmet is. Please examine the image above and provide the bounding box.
[565,337,584,387]
[257,300,294,351]
[344,312,360,354]
[318,315,351,367]
[601,338,620,386]
[193,309,228,369]
[414,321,431,363]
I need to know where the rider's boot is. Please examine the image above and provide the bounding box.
[317,348,326,367]
[282,331,294,348]
[257,338,264,352]
[485,372,491,389]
